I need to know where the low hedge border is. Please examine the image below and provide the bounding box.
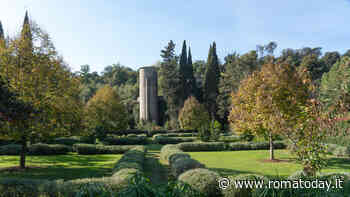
[153,135,196,145]
[0,146,148,197]
[73,143,141,155]
[175,141,287,152]
[102,135,148,145]
[0,143,72,155]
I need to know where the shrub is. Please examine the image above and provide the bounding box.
[147,130,167,137]
[177,142,227,152]
[153,136,196,145]
[0,178,47,197]
[178,168,221,197]
[74,143,138,155]
[29,143,72,155]
[171,157,205,178]
[154,133,196,138]
[218,135,241,143]
[0,144,22,155]
[108,129,147,136]
[222,174,269,197]
[229,141,286,151]
[48,136,94,146]
[102,135,148,145]
[112,146,147,173]
[0,144,72,155]
[160,145,184,162]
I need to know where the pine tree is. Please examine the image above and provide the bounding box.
[160,40,176,63]
[159,40,181,128]
[204,42,220,120]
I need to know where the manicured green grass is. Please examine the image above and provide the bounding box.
[0,153,122,180]
[188,150,350,178]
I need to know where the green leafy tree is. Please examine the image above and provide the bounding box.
[203,42,220,120]
[321,51,340,73]
[85,85,128,140]
[319,57,350,136]
[217,51,258,127]
[0,13,83,168]
[178,96,210,131]
[0,20,4,41]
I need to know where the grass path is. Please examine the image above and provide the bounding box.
[144,144,169,186]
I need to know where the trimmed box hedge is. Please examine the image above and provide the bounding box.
[47,136,94,146]
[177,142,227,152]
[102,135,148,145]
[74,143,139,155]
[153,135,196,145]
[0,143,72,155]
[178,168,221,197]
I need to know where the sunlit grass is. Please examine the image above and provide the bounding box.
[188,150,350,178]
[0,153,122,180]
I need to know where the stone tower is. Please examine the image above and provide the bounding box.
[139,67,158,124]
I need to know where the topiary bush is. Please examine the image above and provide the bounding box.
[153,136,196,145]
[177,142,227,152]
[47,136,94,146]
[178,168,221,197]
[74,143,139,155]
[112,146,147,173]
[160,145,184,162]
[29,143,72,155]
[102,134,148,145]
[0,178,48,197]
[0,143,72,155]
[171,157,205,178]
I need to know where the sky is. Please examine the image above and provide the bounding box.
[0,0,350,73]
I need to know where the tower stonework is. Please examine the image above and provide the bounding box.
[139,67,158,124]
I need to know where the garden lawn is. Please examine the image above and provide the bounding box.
[189,150,350,178]
[0,153,122,180]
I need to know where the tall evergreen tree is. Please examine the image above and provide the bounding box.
[179,40,188,106]
[159,40,181,128]
[0,20,4,41]
[187,47,199,100]
[204,42,220,120]
[160,40,176,63]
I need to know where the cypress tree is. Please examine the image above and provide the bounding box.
[0,20,4,40]
[204,42,220,119]
[187,47,199,100]
[179,40,187,106]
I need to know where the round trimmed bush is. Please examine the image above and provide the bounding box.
[171,157,205,178]
[178,168,221,197]
[222,174,269,197]
[168,152,191,164]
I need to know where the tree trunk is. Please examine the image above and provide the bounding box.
[269,132,275,160]
[20,136,27,169]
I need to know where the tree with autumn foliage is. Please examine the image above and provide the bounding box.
[178,96,210,131]
[229,60,311,160]
[0,12,84,169]
[84,85,128,140]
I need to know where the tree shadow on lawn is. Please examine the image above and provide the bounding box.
[325,157,350,170]
[0,154,121,180]
[0,166,112,180]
